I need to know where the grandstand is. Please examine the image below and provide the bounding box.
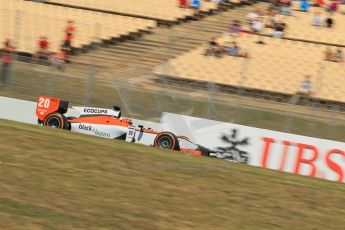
[0,0,156,54]
[150,1,345,110]
[1,0,345,113]
[154,34,345,104]
[69,3,254,78]
[264,5,345,45]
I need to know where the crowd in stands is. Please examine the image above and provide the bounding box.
[0,18,76,80]
[203,0,345,100]
[205,37,249,58]
[33,19,75,70]
[179,0,228,10]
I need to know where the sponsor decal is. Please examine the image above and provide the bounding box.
[79,124,110,138]
[83,108,108,114]
[79,124,92,131]
[161,112,345,183]
[211,129,250,164]
[94,129,111,138]
[260,137,345,182]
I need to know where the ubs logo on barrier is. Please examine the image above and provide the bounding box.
[216,129,250,164]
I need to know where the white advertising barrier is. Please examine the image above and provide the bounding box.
[0,96,39,124]
[161,113,345,183]
[0,96,161,130]
[0,96,78,124]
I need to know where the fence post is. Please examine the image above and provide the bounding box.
[204,82,219,120]
[112,76,133,117]
[326,104,340,141]
[307,61,325,137]
[84,66,99,106]
[233,57,249,123]
[45,68,57,96]
[84,22,101,106]
[8,9,22,86]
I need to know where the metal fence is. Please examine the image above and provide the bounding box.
[0,53,345,143]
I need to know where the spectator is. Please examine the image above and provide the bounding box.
[204,37,224,57]
[268,1,279,13]
[246,9,260,26]
[314,0,325,7]
[266,12,278,28]
[327,1,338,13]
[279,0,292,16]
[251,17,265,34]
[324,47,343,62]
[271,22,286,38]
[226,42,249,58]
[190,0,202,11]
[37,36,50,61]
[227,42,239,56]
[179,0,189,8]
[298,75,312,96]
[335,49,344,62]
[325,16,334,28]
[280,0,291,5]
[1,39,15,85]
[229,20,242,36]
[299,0,312,12]
[208,37,218,48]
[63,19,76,51]
[312,12,324,27]
[290,75,313,103]
[324,47,333,61]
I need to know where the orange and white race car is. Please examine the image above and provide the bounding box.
[36,96,213,156]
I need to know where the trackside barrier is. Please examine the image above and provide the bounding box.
[161,113,345,183]
[1,96,344,183]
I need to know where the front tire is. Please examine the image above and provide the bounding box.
[154,132,180,151]
[43,113,69,129]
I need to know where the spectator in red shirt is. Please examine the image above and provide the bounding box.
[37,36,50,62]
[1,39,15,84]
[39,36,49,50]
[179,0,189,8]
[314,0,325,7]
[63,19,76,51]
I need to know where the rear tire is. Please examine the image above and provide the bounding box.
[154,132,180,151]
[43,113,69,129]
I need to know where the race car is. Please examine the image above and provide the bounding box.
[36,96,213,156]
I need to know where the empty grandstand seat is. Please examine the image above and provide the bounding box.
[45,0,218,21]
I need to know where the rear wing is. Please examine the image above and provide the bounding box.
[36,96,69,122]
